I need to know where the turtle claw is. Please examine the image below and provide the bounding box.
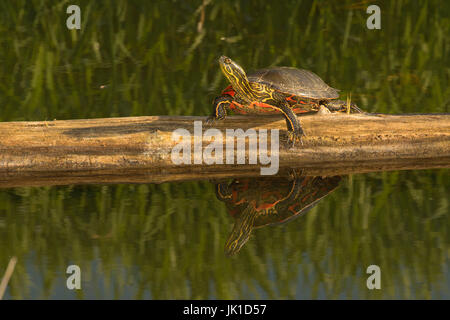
[205,116,224,126]
[205,116,214,126]
[288,168,305,181]
[205,116,218,126]
[287,130,304,148]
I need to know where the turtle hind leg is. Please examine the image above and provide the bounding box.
[206,95,233,125]
[348,103,364,113]
[323,100,364,114]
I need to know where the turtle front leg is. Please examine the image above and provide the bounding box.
[206,95,233,124]
[214,181,233,201]
[275,101,305,148]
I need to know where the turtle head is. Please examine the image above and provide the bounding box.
[224,205,258,256]
[219,56,251,97]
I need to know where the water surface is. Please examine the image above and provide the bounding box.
[0,0,448,299]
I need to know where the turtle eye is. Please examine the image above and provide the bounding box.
[224,58,231,64]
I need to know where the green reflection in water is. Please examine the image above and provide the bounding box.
[0,0,449,299]
[0,170,449,299]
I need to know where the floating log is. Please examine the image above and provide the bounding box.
[0,113,449,188]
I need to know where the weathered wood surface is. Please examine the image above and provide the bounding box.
[0,113,449,188]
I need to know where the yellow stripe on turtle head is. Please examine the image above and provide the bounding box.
[219,56,255,100]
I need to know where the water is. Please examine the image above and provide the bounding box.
[0,0,449,299]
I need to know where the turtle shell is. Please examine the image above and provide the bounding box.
[247,67,339,100]
[219,175,342,228]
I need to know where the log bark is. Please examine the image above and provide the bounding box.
[0,113,449,188]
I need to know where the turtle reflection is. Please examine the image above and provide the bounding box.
[215,174,341,256]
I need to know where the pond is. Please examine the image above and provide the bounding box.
[0,0,448,299]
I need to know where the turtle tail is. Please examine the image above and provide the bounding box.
[350,104,365,113]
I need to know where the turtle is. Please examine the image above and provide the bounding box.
[215,173,342,256]
[208,56,362,146]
